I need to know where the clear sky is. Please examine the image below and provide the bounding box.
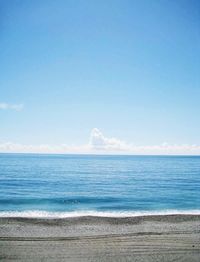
[0,0,200,154]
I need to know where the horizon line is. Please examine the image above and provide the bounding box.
[0,152,200,157]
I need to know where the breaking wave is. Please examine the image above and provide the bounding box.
[0,209,200,218]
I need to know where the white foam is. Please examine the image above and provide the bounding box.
[0,210,200,218]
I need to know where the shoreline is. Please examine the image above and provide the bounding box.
[1,209,200,219]
[1,213,200,220]
[1,214,200,261]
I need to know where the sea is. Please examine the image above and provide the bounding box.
[0,153,200,218]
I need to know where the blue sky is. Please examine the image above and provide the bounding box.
[0,0,200,154]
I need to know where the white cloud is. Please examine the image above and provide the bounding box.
[0,142,90,154]
[89,128,200,154]
[0,103,24,111]
[128,144,200,155]
[0,128,200,155]
[89,128,130,151]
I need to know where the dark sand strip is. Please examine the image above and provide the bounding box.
[0,215,200,261]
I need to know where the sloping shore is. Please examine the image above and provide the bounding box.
[0,215,200,261]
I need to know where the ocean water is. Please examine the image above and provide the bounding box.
[0,154,200,217]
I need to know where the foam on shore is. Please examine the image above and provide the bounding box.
[1,209,200,219]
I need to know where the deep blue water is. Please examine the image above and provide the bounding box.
[0,154,200,216]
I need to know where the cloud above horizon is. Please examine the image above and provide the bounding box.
[0,128,200,155]
[89,128,200,154]
[0,103,24,111]
[89,128,129,151]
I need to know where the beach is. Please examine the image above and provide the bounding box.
[0,214,200,261]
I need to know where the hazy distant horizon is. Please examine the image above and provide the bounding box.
[1,127,200,155]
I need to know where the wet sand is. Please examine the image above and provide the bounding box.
[0,215,200,261]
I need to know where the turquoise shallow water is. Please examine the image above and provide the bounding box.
[0,154,200,217]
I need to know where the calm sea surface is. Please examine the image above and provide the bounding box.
[0,154,200,217]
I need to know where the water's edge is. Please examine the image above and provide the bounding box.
[1,210,200,219]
